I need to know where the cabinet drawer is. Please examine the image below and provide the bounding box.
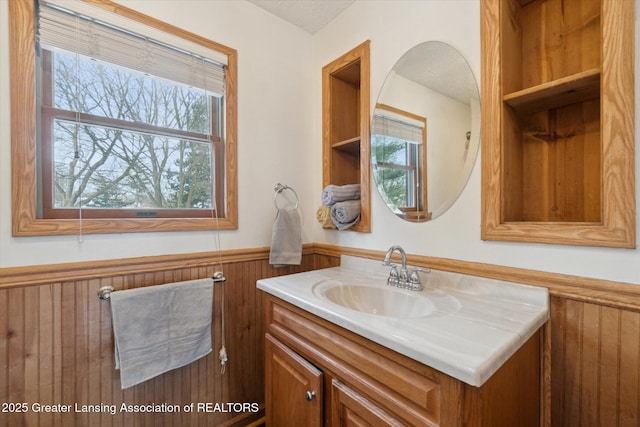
[331,379,404,427]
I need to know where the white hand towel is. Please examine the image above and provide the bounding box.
[110,278,213,389]
[330,199,361,230]
[321,184,361,206]
[269,208,302,267]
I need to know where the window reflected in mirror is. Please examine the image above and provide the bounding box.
[372,104,431,222]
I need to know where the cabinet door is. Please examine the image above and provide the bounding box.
[331,380,404,427]
[265,334,323,427]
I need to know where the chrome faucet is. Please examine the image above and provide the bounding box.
[382,245,407,287]
[382,245,429,291]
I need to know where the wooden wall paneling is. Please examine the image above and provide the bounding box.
[600,305,621,425]
[619,310,640,426]
[23,286,38,427]
[312,253,341,271]
[0,288,6,427]
[0,251,321,427]
[98,278,114,427]
[551,296,640,427]
[580,301,600,426]
[550,296,566,426]
[4,245,640,426]
[7,288,25,427]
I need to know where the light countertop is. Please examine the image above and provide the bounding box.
[257,255,549,387]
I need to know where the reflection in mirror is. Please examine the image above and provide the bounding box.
[371,41,480,222]
[372,105,431,221]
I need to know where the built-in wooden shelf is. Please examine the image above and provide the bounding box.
[322,41,371,232]
[503,68,601,114]
[331,136,360,154]
[481,0,635,248]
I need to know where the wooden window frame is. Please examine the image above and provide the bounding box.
[373,103,429,216]
[9,0,238,236]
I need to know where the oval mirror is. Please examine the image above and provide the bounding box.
[371,41,480,222]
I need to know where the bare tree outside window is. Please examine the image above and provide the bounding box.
[41,49,222,218]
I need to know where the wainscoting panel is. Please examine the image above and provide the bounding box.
[2,244,639,426]
[0,249,317,427]
[551,296,640,427]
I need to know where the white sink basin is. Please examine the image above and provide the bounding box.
[312,276,435,318]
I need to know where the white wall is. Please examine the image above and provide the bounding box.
[0,0,315,267]
[311,0,640,286]
[1,0,639,287]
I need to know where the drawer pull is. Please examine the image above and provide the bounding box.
[306,390,316,401]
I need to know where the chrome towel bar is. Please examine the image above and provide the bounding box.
[97,271,226,301]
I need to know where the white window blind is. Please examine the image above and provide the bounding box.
[37,0,226,96]
[372,111,424,145]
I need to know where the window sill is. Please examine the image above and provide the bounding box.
[12,216,238,237]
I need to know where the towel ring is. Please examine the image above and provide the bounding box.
[274,183,299,210]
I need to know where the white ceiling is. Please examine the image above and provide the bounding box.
[247,0,355,34]
[394,42,479,105]
[247,1,477,104]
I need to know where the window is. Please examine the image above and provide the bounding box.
[9,0,237,235]
[371,105,428,218]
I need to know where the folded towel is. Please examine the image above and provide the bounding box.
[330,199,361,230]
[110,278,213,389]
[321,184,361,206]
[269,208,302,267]
[316,205,337,229]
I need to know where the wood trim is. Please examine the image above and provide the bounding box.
[9,0,238,236]
[0,244,316,289]
[81,0,237,57]
[4,242,638,310]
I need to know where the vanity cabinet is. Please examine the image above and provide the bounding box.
[264,294,542,426]
[265,334,323,427]
[322,41,371,232]
[480,0,635,247]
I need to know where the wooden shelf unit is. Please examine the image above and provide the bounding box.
[322,41,371,232]
[481,0,635,247]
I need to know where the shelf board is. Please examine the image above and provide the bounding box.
[332,61,361,86]
[503,68,601,114]
[332,136,360,154]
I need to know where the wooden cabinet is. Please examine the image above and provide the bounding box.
[265,334,323,427]
[322,41,371,232]
[264,294,542,426]
[481,0,635,247]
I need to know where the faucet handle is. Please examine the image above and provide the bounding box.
[387,265,399,286]
[411,266,431,275]
[408,267,430,291]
